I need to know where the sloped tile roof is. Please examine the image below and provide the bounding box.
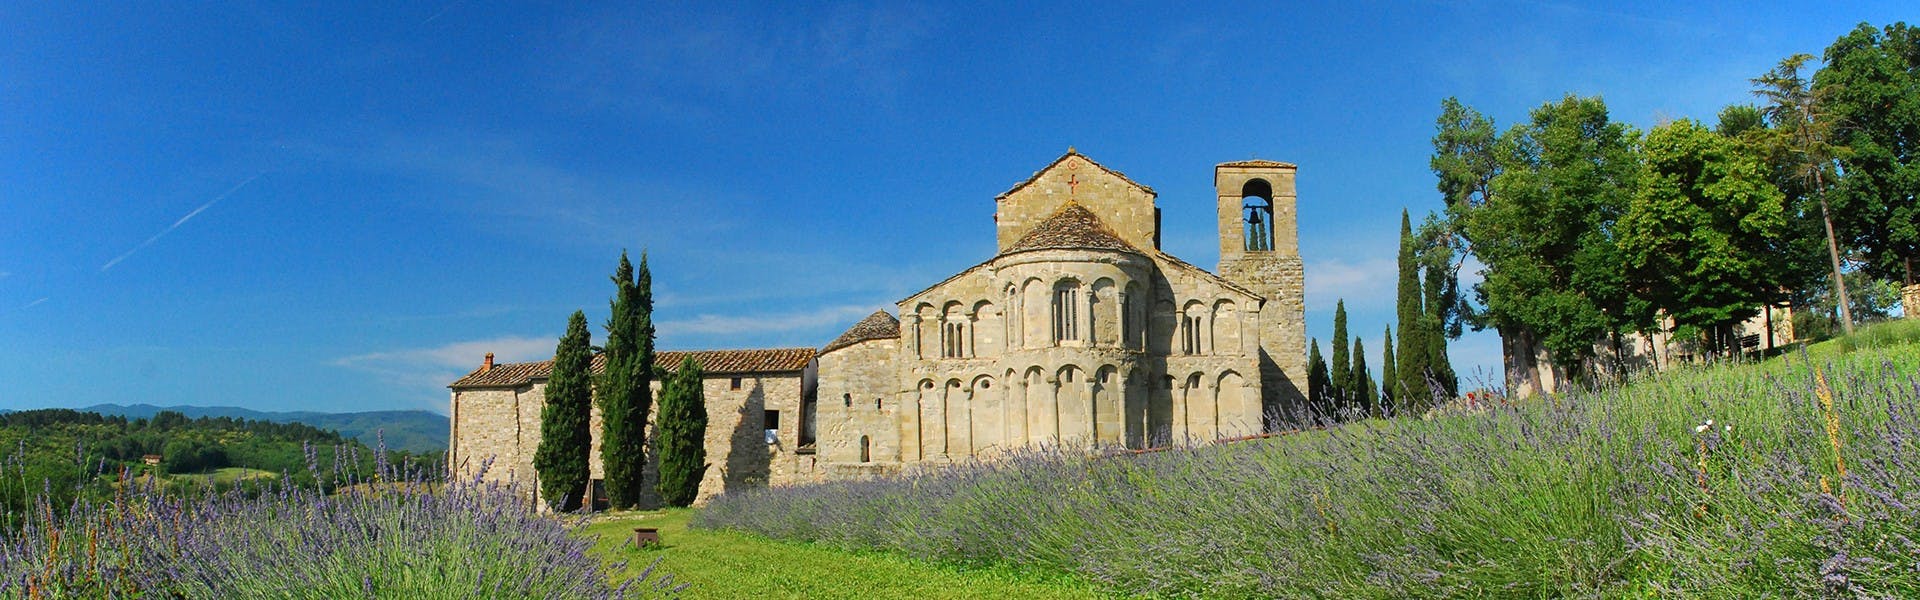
[1216,159,1297,169]
[821,310,901,354]
[449,348,813,389]
[996,148,1155,200]
[1001,201,1142,255]
[660,348,816,375]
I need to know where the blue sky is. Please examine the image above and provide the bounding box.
[0,2,1907,414]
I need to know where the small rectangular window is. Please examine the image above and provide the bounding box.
[730,377,742,390]
[763,410,780,443]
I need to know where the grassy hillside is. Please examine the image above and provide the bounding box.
[85,403,448,454]
[693,319,1920,597]
[585,510,1105,599]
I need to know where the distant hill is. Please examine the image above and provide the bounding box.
[84,404,447,454]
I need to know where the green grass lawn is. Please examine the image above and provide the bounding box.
[583,509,1111,599]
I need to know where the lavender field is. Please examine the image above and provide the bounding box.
[696,322,1920,597]
[0,450,679,599]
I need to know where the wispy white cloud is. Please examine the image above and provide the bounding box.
[1305,257,1397,312]
[544,3,935,117]
[21,297,48,310]
[101,174,262,272]
[333,335,557,390]
[658,303,884,338]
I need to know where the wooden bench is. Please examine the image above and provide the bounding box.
[632,527,661,548]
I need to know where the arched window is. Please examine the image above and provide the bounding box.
[843,393,852,407]
[1242,179,1274,252]
[859,436,871,463]
[1052,282,1080,343]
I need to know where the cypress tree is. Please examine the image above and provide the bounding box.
[1351,337,1376,417]
[1423,261,1458,399]
[600,251,657,510]
[535,311,594,512]
[656,355,708,508]
[1380,327,1397,416]
[1306,339,1331,422]
[1395,210,1429,412]
[1329,300,1351,412]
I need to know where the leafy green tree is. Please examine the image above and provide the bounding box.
[1443,95,1641,387]
[1380,327,1397,415]
[1393,210,1429,408]
[1329,300,1351,410]
[655,356,709,508]
[1818,23,1920,289]
[535,311,593,512]
[1623,119,1791,353]
[1719,104,1834,316]
[1350,338,1376,416]
[1306,339,1331,421]
[600,251,657,510]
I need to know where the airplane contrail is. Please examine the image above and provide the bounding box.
[101,173,263,272]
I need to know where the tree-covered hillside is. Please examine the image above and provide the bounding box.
[81,403,448,454]
[0,409,431,526]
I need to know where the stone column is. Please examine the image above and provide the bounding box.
[967,314,978,358]
[1172,378,1189,443]
[935,382,950,457]
[1083,282,1098,346]
[903,387,922,462]
[907,314,923,359]
[964,386,976,455]
[1089,376,1106,445]
[1049,377,1063,443]
[1905,284,1920,320]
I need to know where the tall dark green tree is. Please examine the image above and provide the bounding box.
[1422,256,1459,398]
[1393,210,1429,408]
[534,311,593,512]
[1329,300,1351,410]
[1306,339,1331,421]
[1818,23,1920,289]
[1380,327,1397,415]
[599,251,657,510]
[655,355,708,508]
[1351,338,1376,416]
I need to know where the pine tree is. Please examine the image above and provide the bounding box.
[1395,210,1429,412]
[600,251,657,510]
[1351,337,1376,417]
[1380,327,1397,416]
[1329,300,1351,413]
[535,311,593,512]
[1306,339,1331,423]
[655,355,708,508]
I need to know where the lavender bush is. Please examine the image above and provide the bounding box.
[0,446,679,599]
[696,342,1920,597]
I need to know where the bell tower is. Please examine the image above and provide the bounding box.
[1215,160,1307,422]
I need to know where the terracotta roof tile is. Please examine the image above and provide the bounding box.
[821,311,901,354]
[1001,201,1141,255]
[449,348,813,389]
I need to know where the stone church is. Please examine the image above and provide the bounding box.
[449,150,1308,502]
